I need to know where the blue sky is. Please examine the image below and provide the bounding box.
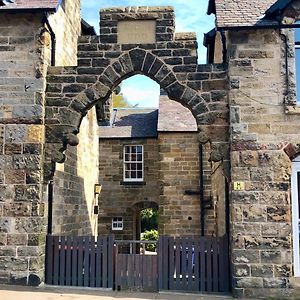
[81,0,214,107]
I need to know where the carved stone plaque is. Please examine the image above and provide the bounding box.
[118,20,156,44]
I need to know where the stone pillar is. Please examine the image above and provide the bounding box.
[228,29,294,298]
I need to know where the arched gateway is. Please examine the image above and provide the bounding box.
[44,6,229,178]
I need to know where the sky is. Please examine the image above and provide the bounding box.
[81,0,214,107]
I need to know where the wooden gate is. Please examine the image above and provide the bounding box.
[158,235,230,293]
[115,240,158,291]
[45,235,230,293]
[45,235,114,288]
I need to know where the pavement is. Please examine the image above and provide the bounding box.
[0,285,235,300]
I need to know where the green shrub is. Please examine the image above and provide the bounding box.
[141,229,158,251]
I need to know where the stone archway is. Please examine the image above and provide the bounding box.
[132,201,159,240]
[44,6,229,180]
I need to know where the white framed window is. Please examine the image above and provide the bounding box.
[295,24,300,103]
[123,145,144,182]
[292,156,300,276]
[112,217,123,231]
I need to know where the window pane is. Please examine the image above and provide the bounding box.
[137,146,143,153]
[132,163,137,170]
[132,146,137,153]
[131,171,136,178]
[131,154,137,161]
[137,171,143,178]
[137,154,142,161]
[125,146,130,154]
[137,163,143,170]
[296,48,300,102]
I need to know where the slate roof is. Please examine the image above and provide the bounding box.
[157,95,197,132]
[99,96,197,139]
[208,0,279,28]
[99,108,158,139]
[0,0,59,11]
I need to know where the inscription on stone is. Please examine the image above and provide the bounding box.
[118,20,156,44]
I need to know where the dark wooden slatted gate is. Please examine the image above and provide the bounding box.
[45,235,114,288]
[45,235,229,294]
[115,240,158,291]
[158,235,230,293]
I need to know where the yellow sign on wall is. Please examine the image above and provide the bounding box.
[233,181,245,191]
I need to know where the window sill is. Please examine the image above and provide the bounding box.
[120,181,146,186]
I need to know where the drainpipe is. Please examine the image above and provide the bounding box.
[199,144,205,236]
[42,13,56,66]
[47,181,53,235]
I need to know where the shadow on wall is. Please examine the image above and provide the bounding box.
[51,108,99,236]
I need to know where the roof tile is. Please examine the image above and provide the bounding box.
[0,0,59,11]
[214,0,278,28]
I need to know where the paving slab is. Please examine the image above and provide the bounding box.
[0,285,235,300]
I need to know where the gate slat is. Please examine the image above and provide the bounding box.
[199,236,206,291]
[206,237,213,292]
[65,236,72,286]
[59,236,66,285]
[181,238,187,291]
[212,237,219,292]
[158,236,163,290]
[192,239,200,291]
[90,236,96,287]
[168,237,174,290]
[102,236,108,287]
[187,238,194,291]
[53,236,60,285]
[95,236,102,287]
[77,236,84,286]
[222,235,230,292]
[84,236,90,287]
[71,236,78,286]
[174,237,181,290]
[45,235,54,285]
[108,235,114,288]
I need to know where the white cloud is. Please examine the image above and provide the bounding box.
[121,76,160,108]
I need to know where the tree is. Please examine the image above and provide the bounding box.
[112,85,132,108]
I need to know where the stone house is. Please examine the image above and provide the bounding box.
[1,0,300,298]
[98,94,204,240]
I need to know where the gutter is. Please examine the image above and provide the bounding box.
[199,144,205,236]
[216,23,300,31]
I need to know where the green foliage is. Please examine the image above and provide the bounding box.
[140,208,158,232]
[141,229,158,251]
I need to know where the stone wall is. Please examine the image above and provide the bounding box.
[227,28,297,298]
[98,138,160,240]
[0,0,81,285]
[52,108,99,236]
[0,12,48,286]
[159,132,201,236]
[48,0,81,66]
